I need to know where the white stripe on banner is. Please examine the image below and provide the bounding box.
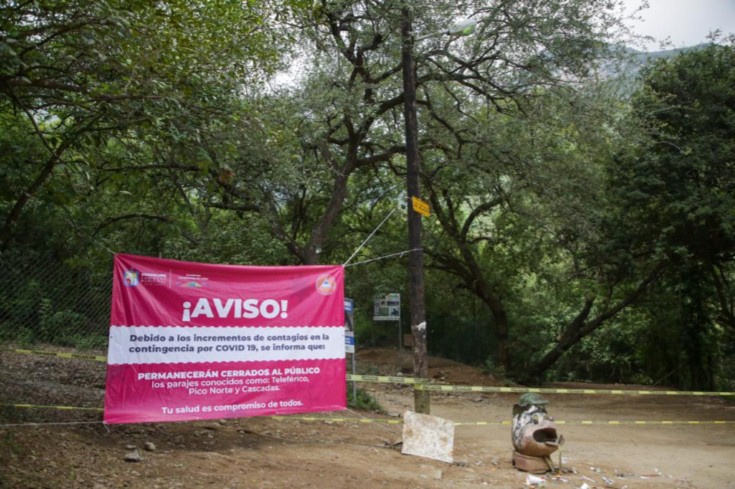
[108,326,345,364]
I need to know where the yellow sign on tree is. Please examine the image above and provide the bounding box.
[411,196,430,217]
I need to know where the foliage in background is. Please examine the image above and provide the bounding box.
[0,1,733,390]
[604,43,735,389]
[0,249,111,349]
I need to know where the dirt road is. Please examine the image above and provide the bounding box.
[375,388,735,488]
[1,348,734,488]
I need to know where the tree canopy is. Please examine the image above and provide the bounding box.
[0,0,733,390]
[603,43,735,388]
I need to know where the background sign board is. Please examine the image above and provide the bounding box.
[345,331,355,354]
[374,293,400,321]
[344,298,354,330]
[345,298,355,354]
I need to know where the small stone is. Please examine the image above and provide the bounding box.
[124,449,142,462]
[143,441,156,452]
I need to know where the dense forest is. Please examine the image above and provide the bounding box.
[1,0,733,390]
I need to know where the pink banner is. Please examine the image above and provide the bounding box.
[104,254,345,424]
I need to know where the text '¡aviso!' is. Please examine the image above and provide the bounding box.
[182,298,289,322]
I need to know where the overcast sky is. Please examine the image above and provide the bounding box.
[623,0,735,50]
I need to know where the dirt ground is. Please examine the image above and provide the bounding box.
[1,347,734,489]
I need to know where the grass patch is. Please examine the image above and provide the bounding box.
[347,385,383,413]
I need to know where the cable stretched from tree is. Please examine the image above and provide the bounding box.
[342,207,398,266]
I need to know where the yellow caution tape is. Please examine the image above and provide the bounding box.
[7,348,107,362]
[348,373,427,385]
[2,404,733,426]
[1,403,103,412]
[348,373,735,396]
[411,383,735,396]
[6,349,734,397]
[272,415,402,425]
[453,420,735,426]
[453,420,512,426]
[271,416,735,426]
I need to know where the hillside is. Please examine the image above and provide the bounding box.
[599,43,713,89]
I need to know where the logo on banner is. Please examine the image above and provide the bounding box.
[180,280,203,288]
[123,269,168,287]
[124,269,141,287]
[316,274,337,295]
[177,274,208,288]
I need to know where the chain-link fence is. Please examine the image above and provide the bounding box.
[0,249,112,351]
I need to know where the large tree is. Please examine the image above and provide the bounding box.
[0,0,281,250]
[415,77,671,380]
[252,0,636,338]
[201,0,638,265]
[605,42,735,389]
